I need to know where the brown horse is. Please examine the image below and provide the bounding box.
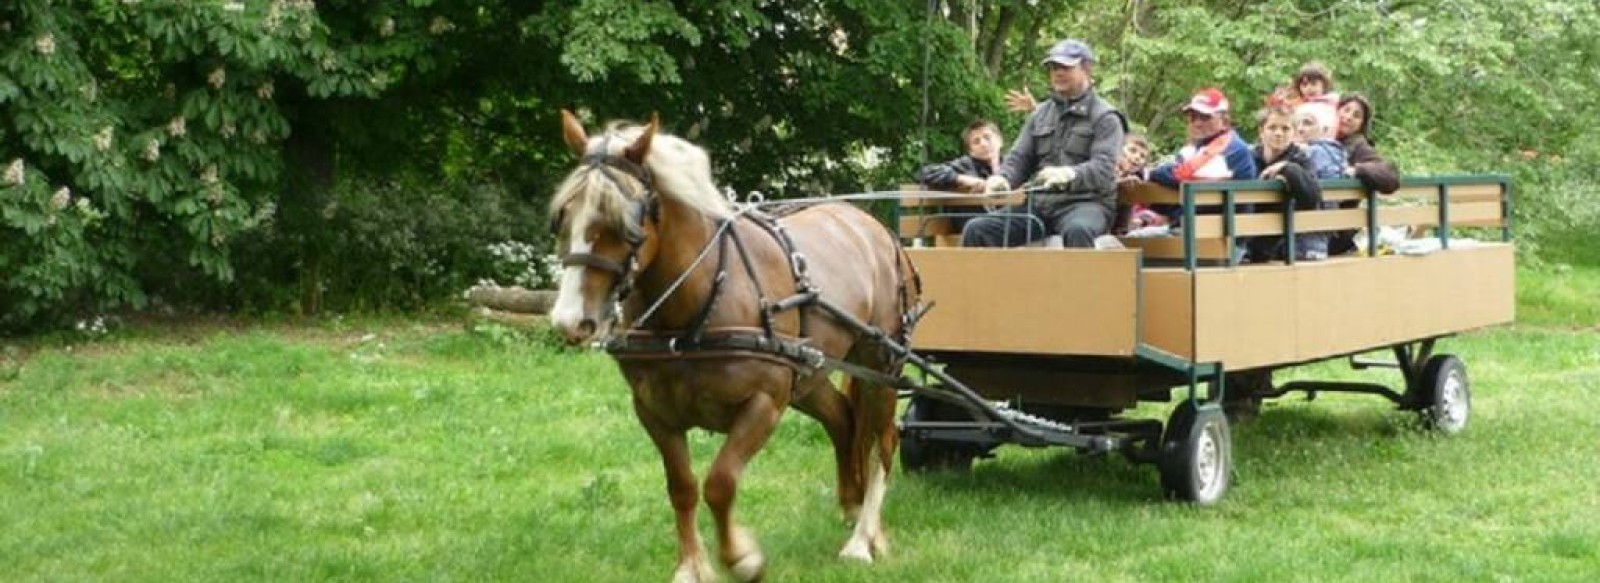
[547,111,920,582]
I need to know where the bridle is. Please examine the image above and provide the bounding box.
[552,138,660,308]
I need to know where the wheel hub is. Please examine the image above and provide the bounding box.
[1195,425,1223,499]
[1438,369,1469,431]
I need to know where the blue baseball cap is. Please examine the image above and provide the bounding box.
[1041,39,1095,67]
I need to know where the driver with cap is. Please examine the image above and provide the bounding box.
[962,39,1127,248]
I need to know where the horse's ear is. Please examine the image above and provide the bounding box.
[624,112,659,165]
[561,109,588,157]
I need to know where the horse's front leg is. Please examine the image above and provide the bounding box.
[638,412,715,583]
[705,392,782,583]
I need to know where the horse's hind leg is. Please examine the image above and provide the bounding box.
[705,393,782,583]
[838,378,898,563]
[790,374,864,521]
[639,418,715,583]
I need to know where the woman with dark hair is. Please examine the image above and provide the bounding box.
[1330,92,1400,255]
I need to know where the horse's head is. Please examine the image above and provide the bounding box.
[547,110,662,345]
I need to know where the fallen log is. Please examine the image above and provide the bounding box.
[468,306,548,330]
[465,285,557,314]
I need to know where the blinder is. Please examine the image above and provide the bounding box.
[554,144,662,307]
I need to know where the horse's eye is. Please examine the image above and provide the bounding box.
[548,210,565,234]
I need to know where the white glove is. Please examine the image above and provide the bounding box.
[1036,165,1077,189]
[983,175,1012,193]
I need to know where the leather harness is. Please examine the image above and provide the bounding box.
[554,144,922,385]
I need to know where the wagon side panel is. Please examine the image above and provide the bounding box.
[1187,244,1514,370]
[907,248,1141,356]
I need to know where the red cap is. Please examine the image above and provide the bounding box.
[1182,88,1230,115]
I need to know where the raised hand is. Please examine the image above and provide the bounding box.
[1005,87,1038,114]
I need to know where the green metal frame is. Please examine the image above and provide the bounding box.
[1162,174,1512,407]
[1178,174,1512,264]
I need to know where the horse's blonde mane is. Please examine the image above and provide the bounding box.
[548,121,732,235]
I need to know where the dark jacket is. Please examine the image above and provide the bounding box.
[1338,93,1400,194]
[1343,134,1400,194]
[915,155,993,191]
[1252,144,1321,209]
[999,88,1126,210]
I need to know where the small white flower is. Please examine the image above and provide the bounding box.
[208,67,226,89]
[379,17,395,37]
[429,16,454,35]
[257,81,274,100]
[250,129,269,144]
[93,126,114,151]
[51,187,71,210]
[81,82,98,102]
[167,116,186,137]
[4,159,23,186]
[35,33,56,56]
[200,164,219,185]
[143,139,161,162]
[224,2,245,12]
[219,122,236,139]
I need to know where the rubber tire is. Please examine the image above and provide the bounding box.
[899,397,976,473]
[1417,355,1470,434]
[1159,399,1232,505]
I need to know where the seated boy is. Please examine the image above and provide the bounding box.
[1115,134,1166,232]
[1248,106,1329,262]
[915,120,1003,193]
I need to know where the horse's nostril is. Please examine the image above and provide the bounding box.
[577,318,597,338]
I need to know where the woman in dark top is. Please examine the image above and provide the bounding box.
[1331,93,1400,255]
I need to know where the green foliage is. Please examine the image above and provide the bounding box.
[3,0,1597,332]
[0,0,464,330]
[214,176,540,313]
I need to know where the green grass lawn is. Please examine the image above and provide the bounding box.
[2,268,1597,582]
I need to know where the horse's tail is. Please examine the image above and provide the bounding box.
[893,243,924,346]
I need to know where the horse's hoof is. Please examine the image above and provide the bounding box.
[870,531,890,558]
[838,538,874,564]
[725,527,766,582]
[671,559,715,583]
[730,552,766,582]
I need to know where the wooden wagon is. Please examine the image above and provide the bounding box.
[892,175,1514,503]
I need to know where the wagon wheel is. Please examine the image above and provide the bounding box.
[1159,399,1232,505]
[899,396,977,473]
[1415,355,1470,434]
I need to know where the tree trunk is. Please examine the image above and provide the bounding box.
[283,94,336,315]
[980,5,1018,78]
[465,285,558,314]
[468,307,549,331]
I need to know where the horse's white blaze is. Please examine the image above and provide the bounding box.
[549,218,594,335]
[839,456,888,563]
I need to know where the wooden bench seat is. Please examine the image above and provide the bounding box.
[896,177,1511,263]
[1115,177,1510,263]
